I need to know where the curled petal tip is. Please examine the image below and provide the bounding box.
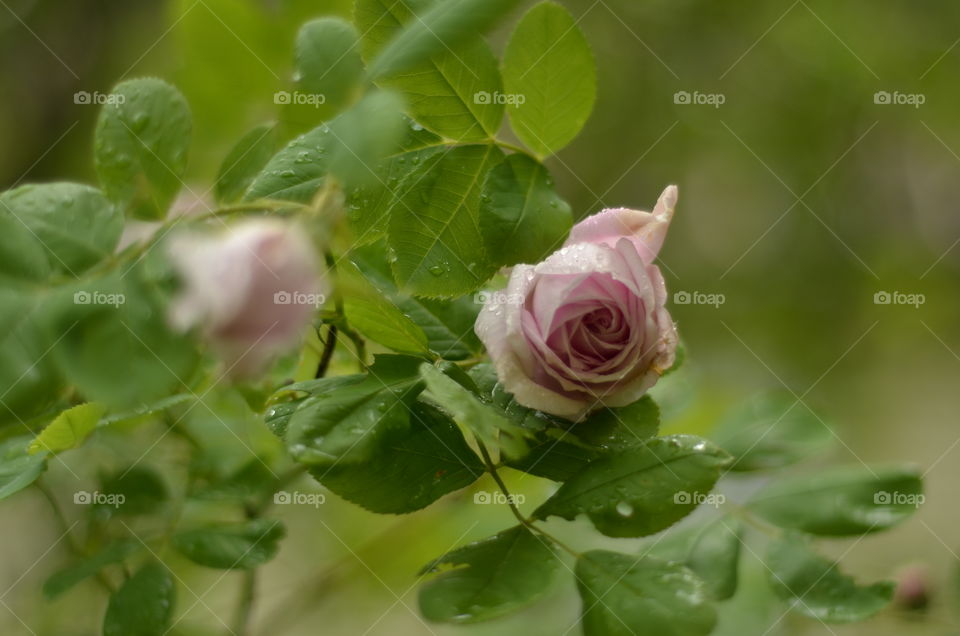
[655,185,678,220]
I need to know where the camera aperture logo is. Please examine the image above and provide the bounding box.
[74,491,125,508]
[274,91,326,108]
[874,290,924,308]
[874,490,924,508]
[273,490,326,508]
[74,290,125,307]
[474,290,524,306]
[673,290,725,308]
[474,91,526,106]
[873,91,925,108]
[673,90,725,108]
[274,291,326,307]
[74,91,125,106]
[674,491,725,508]
[473,490,525,505]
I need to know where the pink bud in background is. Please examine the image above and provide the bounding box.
[168,220,326,375]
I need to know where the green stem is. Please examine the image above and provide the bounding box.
[232,569,257,636]
[35,479,117,593]
[475,442,580,558]
[315,324,338,378]
[727,503,781,538]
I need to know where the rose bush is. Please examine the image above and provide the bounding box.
[476,185,679,420]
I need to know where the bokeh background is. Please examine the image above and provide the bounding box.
[2,0,959,634]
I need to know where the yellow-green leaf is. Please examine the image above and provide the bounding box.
[29,403,106,455]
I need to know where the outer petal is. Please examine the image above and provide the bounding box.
[475,265,590,418]
[564,185,677,265]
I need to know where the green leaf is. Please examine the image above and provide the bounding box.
[94,78,192,220]
[29,402,106,454]
[286,355,423,467]
[246,91,406,200]
[214,123,279,204]
[50,263,201,409]
[419,526,558,623]
[367,0,520,79]
[173,519,285,569]
[350,243,482,358]
[502,1,596,157]
[501,396,660,482]
[576,550,717,636]
[244,124,332,202]
[295,18,363,115]
[646,518,743,601]
[0,214,50,283]
[466,363,592,480]
[189,458,280,502]
[712,392,834,471]
[389,144,502,297]
[575,396,661,451]
[103,562,175,636]
[506,434,599,482]
[356,0,504,141]
[264,375,367,439]
[326,89,408,186]
[44,539,141,599]
[93,466,168,520]
[0,183,122,274]
[313,401,484,513]
[534,435,731,537]
[480,154,571,266]
[0,290,64,423]
[101,393,194,427]
[0,436,47,500]
[419,363,532,459]
[747,464,923,536]
[388,40,504,141]
[766,533,894,622]
[340,260,431,355]
[348,147,441,244]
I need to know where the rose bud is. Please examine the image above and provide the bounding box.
[893,564,930,611]
[168,220,326,374]
[475,186,679,420]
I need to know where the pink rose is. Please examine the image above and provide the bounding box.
[475,186,679,421]
[168,220,326,374]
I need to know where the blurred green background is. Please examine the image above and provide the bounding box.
[2,0,959,634]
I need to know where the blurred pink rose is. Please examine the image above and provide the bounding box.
[475,186,679,420]
[168,220,326,374]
